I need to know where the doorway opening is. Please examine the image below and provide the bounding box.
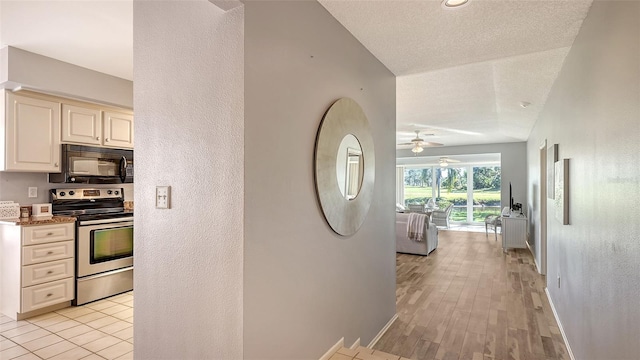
[398,153,502,226]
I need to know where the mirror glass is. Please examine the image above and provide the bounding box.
[336,134,364,200]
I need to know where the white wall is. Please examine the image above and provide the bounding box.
[0,47,7,83]
[0,172,133,204]
[526,2,640,359]
[1,46,133,109]
[397,142,527,215]
[244,1,396,358]
[133,1,244,359]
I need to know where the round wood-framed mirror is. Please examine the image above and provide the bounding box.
[314,98,375,236]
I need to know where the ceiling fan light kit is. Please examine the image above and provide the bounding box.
[439,156,460,167]
[400,130,445,155]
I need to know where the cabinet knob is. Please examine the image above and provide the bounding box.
[46,232,53,236]
[54,163,59,167]
[96,136,100,141]
[47,270,53,274]
[46,293,53,297]
[105,138,110,142]
[47,251,53,255]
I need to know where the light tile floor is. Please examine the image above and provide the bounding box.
[0,292,133,360]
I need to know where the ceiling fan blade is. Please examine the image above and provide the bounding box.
[445,158,460,162]
[423,142,443,147]
[424,125,482,136]
[397,132,435,138]
[397,142,414,146]
[403,123,433,130]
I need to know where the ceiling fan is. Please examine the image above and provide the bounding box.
[438,156,460,167]
[397,130,443,154]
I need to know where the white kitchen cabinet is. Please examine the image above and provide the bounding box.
[103,111,134,149]
[61,104,102,145]
[62,104,134,149]
[0,222,75,320]
[2,91,61,172]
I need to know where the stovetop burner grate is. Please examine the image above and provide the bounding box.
[51,187,130,220]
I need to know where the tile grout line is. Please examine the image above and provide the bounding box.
[1,293,133,360]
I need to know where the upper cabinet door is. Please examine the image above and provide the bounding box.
[5,93,61,172]
[61,104,102,146]
[103,111,134,149]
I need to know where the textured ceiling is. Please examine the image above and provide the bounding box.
[0,1,593,147]
[319,0,593,147]
[396,47,571,147]
[0,1,133,80]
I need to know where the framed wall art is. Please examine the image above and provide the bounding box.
[547,144,558,199]
[554,158,569,225]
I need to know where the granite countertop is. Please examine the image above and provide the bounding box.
[0,216,76,226]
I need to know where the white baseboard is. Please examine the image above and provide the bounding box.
[544,288,575,360]
[319,337,344,360]
[367,314,398,348]
[350,338,360,349]
[525,241,541,274]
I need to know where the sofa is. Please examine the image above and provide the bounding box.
[395,212,438,256]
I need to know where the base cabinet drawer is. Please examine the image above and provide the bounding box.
[22,277,74,313]
[22,258,74,287]
[22,241,74,265]
[22,223,74,245]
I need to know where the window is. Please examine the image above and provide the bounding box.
[402,162,501,224]
[471,166,501,222]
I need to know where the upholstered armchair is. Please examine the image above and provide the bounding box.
[432,204,454,228]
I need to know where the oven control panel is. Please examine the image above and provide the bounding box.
[51,188,124,200]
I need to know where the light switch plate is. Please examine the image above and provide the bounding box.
[156,186,171,209]
[28,187,37,198]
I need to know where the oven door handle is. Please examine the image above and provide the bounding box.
[79,217,134,226]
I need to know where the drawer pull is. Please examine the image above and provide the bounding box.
[46,293,53,297]
[47,270,53,274]
[46,232,53,236]
[47,251,54,255]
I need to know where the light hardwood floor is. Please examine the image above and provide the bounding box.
[373,230,569,360]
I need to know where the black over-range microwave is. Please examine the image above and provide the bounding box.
[49,145,133,184]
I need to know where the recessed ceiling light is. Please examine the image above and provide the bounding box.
[442,0,469,9]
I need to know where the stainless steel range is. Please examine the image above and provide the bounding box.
[51,188,133,305]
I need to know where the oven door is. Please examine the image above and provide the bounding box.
[77,217,133,277]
